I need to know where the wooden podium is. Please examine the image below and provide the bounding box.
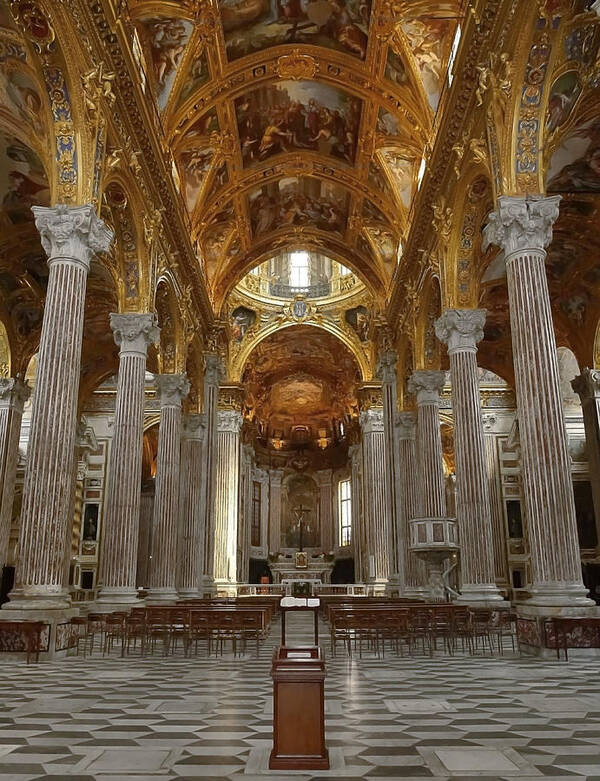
[269,646,329,770]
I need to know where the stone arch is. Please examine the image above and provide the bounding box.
[231,320,372,384]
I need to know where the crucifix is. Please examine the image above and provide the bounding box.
[293,504,311,551]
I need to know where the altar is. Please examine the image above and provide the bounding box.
[269,553,334,590]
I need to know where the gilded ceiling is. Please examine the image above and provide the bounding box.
[129,0,462,308]
[242,324,361,445]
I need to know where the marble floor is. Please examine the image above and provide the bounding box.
[1,613,600,781]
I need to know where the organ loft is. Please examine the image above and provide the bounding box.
[0,0,600,777]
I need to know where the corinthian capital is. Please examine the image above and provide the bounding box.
[407,370,446,405]
[0,377,30,412]
[435,309,486,354]
[396,411,416,440]
[359,407,384,433]
[154,373,190,407]
[483,195,561,258]
[32,204,114,270]
[110,313,160,356]
[217,409,243,433]
[183,412,205,440]
[377,350,398,385]
[572,368,600,402]
[204,352,224,387]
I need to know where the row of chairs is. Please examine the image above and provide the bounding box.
[71,607,267,658]
[329,605,516,658]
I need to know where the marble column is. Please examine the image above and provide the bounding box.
[268,469,284,554]
[213,410,242,586]
[396,412,427,598]
[379,351,403,588]
[147,373,189,603]
[136,481,154,588]
[0,379,30,575]
[315,469,333,553]
[408,370,447,517]
[201,354,220,594]
[482,414,510,587]
[572,369,600,552]
[484,195,592,607]
[176,414,205,598]
[5,205,113,611]
[97,313,159,609]
[237,444,254,583]
[349,443,365,582]
[435,310,505,604]
[360,408,390,590]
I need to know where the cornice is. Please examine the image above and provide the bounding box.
[78,0,215,331]
[387,0,511,331]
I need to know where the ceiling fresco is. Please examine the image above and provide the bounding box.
[242,325,361,444]
[129,0,463,306]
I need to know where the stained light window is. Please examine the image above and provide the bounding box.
[339,479,352,547]
[290,251,310,288]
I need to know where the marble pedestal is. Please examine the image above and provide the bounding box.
[0,607,79,660]
[516,602,600,657]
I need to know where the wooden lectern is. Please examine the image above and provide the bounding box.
[269,646,329,770]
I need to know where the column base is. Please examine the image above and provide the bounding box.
[404,586,430,601]
[146,587,178,604]
[524,582,596,608]
[454,583,510,608]
[0,607,79,660]
[2,585,71,611]
[201,576,216,598]
[177,589,201,600]
[95,586,142,612]
[367,579,389,596]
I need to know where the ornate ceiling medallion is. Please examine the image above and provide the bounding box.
[275,51,318,81]
[284,295,314,323]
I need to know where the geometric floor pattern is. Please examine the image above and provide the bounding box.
[1,613,600,781]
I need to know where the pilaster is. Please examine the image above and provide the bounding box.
[359,407,390,588]
[177,413,205,598]
[213,409,243,588]
[201,352,222,595]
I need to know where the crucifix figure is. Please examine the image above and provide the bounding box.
[293,504,311,551]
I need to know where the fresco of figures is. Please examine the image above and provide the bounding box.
[0,131,49,225]
[219,0,371,61]
[248,176,349,236]
[231,305,256,342]
[236,80,362,166]
[400,17,457,111]
[141,17,194,110]
[176,53,210,109]
[385,45,408,88]
[546,72,582,134]
[345,304,370,341]
[380,149,415,208]
[178,146,215,211]
[547,117,600,192]
[0,66,46,136]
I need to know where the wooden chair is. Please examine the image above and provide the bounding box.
[103,613,126,656]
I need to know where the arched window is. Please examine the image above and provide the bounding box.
[338,479,352,547]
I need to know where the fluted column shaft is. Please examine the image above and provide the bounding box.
[572,369,600,552]
[6,205,113,610]
[269,470,283,554]
[0,379,29,574]
[349,444,364,581]
[136,483,154,587]
[379,351,402,587]
[98,314,159,607]
[213,410,242,584]
[484,195,592,607]
[201,354,220,592]
[408,371,447,518]
[397,413,427,597]
[148,374,189,603]
[177,414,205,597]
[482,416,510,586]
[436,310,504,603]
[360,408,390,587]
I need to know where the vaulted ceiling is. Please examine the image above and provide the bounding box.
[130,0,463,309]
